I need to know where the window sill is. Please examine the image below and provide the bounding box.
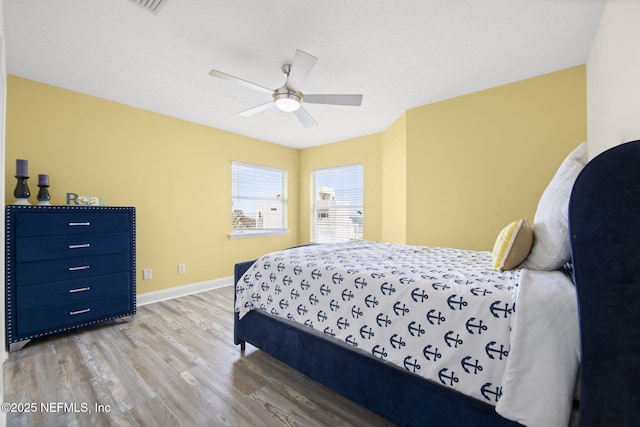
[229,230,290,239]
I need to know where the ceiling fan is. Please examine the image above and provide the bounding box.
[208,49,363,128]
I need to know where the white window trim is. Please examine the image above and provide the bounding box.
[229,229,290,239]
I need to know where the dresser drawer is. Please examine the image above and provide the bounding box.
[16,292,133,337]
[16,233,130,262]
[16,273,131,311]
[15,211,131,237]
[16,253,130,286]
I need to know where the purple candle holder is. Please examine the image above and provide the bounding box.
[13,159,30,205]
[37,174,50,205]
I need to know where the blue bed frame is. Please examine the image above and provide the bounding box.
[234,140,640,427]
[569,139,640,427]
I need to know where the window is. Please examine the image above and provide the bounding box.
[231,162,288,238]
[312,164,363,243]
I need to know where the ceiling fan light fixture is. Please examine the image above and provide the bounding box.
[209,49,363,127]
[273,91,302,112]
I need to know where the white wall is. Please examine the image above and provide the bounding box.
[0,0,6,424]
[587,0,640,158]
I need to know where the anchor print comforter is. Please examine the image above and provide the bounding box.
[235,241,579,427]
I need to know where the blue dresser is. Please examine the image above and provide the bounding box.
[5,205,136,351]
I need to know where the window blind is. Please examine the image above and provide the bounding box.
[312,164,363,243]
[232,162,288,237]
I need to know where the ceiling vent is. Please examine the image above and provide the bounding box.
[128,0,167,14]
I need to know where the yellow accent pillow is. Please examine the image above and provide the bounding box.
[492,219,533,272]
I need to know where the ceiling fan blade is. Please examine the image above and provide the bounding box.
[209,69,273,95]
[285,49,318,92]
[294,106,317,128]
[303,94,363,106]
[237,101,274,117]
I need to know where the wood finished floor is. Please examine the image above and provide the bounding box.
[3,285,396,427]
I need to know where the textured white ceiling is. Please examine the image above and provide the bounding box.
[4,0,605,149]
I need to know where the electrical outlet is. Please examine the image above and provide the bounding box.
[178,264,185,274]
[143,269,152,280]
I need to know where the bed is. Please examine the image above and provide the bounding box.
[233,139,640,427]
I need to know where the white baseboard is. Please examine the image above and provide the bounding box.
[136,276,233,307]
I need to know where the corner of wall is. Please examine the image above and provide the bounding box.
[381,113,407,244]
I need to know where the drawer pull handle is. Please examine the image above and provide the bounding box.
[68,244,91,249]
[68,222,91,226]
[68,265,90,271]
[69,287,91,293]
[69,308,91,316]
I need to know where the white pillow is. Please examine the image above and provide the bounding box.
[524,143,588,270]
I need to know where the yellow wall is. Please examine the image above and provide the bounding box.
[6,65,587,294]
[405,65,587,250]
[5,76,299,294]
[298,133,383,243]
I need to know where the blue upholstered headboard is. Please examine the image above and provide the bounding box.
[569,139,640,426]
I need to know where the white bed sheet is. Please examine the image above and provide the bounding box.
[497,268,580,427]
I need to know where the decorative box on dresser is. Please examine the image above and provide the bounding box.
[5,205,136,351]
